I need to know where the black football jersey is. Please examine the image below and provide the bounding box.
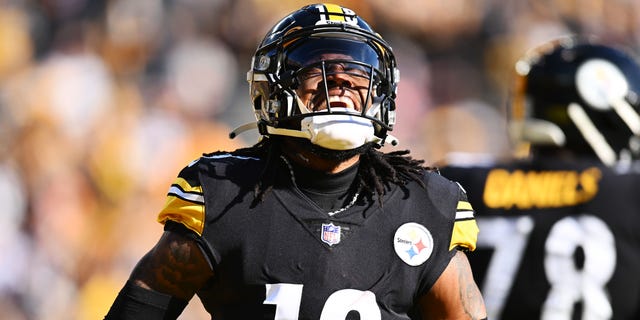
[440,157,640,320]
[157,153,479,319]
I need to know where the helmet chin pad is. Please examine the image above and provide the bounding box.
[300,112,378,150]
[266,110,380,150]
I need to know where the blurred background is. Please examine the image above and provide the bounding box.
[0,0,639,319]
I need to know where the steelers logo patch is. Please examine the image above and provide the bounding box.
[394,223,434,266]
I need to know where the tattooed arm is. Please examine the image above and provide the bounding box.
[105,231,214,319]
[130,230,213,298]
[417,250,487,320]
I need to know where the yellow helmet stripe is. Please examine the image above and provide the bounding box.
[323,3,347,22]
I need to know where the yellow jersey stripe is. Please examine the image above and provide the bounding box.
[168,185,204,204]
[173,177,203,194]
[457,200,473,211]
[158,177,205,235]
[455,200,475,221]
[449,219,479,251]
[157,196,205,236]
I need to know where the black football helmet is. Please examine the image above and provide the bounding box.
[231,3,399,148]
[510,36,640,166]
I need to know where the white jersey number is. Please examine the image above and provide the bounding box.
[542,216,615,320]
[477,215,616,320]
[264,284,381,320]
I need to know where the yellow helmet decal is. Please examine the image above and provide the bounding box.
[315,3,358,26]
[323,3,347,22]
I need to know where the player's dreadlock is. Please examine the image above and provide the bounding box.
[226,137,434,207]
[357,147,432,205]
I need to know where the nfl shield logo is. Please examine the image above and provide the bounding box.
[321,223,341,246]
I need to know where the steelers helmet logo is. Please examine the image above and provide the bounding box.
[394,222,434,266]
[576,58,629,111]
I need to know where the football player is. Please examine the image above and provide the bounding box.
[440,36,640,319]
[105,3,487,319]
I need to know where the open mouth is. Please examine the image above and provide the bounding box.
[309,95,360,113]
[328,96,356,110]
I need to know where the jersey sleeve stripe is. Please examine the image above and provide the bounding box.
[157,177,205,236]
[168,185,204,204]
[455,210,475,221]
[173,177,203,193]
[449,193,479,251]
[157,196,205,236]
[449,219,479,251]
[456,200,475,221]
[457,200,473,211]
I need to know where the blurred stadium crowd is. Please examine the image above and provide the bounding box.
[0,0,639,319]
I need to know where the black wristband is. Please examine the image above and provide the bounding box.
[104,280,189,320]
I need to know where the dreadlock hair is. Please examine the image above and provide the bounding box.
[357,148,433,205]
[229,137,435,207]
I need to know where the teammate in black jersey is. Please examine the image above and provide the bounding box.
[440,36,640,319]
[105,3,487,320]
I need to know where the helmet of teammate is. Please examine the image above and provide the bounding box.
[237,3,399,150]
[510,36,640,166]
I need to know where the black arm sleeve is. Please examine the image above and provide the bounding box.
[104,280,189,320]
